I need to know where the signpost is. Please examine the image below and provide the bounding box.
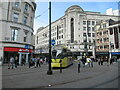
[25,45,30,49]
[51,40,55,46]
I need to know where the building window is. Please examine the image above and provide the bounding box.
[88,33,91,37]
[92,21,95,25]
[87,21,90,25]
[83,33,86,37]
[103,38,106,42]
[92,33,95,37]
[13,12,19,22]
[31,17,33,23]
[89,40,91,43]
[14,2,20,7]
[23,16,27,24]
[109,28,113,35]
[83,27,86,31]
[62,35,63,38]
[24,31,28,42]
[92,27,94,31]
[99,32,102,36]
[83,21,86,25]
[103,24,106,28]
[88,27,91,31]
[100,38,102,42]
[100,46,103,49]
[24,3,28,12]
[11,28,18,41]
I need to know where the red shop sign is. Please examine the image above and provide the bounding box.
[4,47,33,53]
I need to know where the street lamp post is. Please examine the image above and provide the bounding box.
[47,2,53,75]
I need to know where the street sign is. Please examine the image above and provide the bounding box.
[25,45,30,49]
[51,40,55,46]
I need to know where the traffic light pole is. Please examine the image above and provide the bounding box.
[47,2,53,75]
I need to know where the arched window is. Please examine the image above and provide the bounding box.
[37,36,38,44]
[71,18,74,43]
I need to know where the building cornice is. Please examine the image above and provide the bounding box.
[0,20,34,32]
[0,41,34,47]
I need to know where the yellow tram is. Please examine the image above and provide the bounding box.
[51,46,74,68]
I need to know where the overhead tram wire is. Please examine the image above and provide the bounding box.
[35,8,49,19]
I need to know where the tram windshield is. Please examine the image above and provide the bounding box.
[52,48,71,59]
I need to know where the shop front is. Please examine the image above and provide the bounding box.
[111,52,120,59]
[4,47,33,65]
[96,52,109,62]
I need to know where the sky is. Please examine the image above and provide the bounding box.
[33,1,119,34]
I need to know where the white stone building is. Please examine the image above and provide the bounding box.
[0,0,36,64]
[35,5,119,58]
[106,8,120,16]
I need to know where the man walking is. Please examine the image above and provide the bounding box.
[8,56,14,69]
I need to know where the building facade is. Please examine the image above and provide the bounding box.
[0,0,36,64]
[35,5,119,58]
[95,19,120,61]
[106,8,120,16]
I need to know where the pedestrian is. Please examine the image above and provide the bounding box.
[44,57,47,64]
[78,59,81,73]
[22,58,25,66]
[110,58,113,65]
[8,56,14,69]
[100,57,104,65]
[14,56,18,68]
[34,57,38,68]
[97,58,101,65]
[40,58,43,64]
[37,57,41,67]
[82,57,86,67]
[86,57,91,67]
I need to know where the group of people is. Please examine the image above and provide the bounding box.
[78,56,94,67]
[8,56,47,69]
[29,57,47,68]
[8,56,19,69]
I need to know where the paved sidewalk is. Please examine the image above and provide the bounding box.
[1,61,119,88]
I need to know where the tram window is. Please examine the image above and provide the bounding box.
[52,50,57,58]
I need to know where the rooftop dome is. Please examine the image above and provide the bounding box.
[65,5,84,14]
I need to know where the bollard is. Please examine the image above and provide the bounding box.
[91,61,93,67]
[78,62,80,73]
[59,59,62,73]
[60,63,62,73]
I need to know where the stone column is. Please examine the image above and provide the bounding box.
[26,54,28,63]
[19,53,22,65]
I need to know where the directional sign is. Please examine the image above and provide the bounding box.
[25,45,30,49]
[51,40,55,46]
